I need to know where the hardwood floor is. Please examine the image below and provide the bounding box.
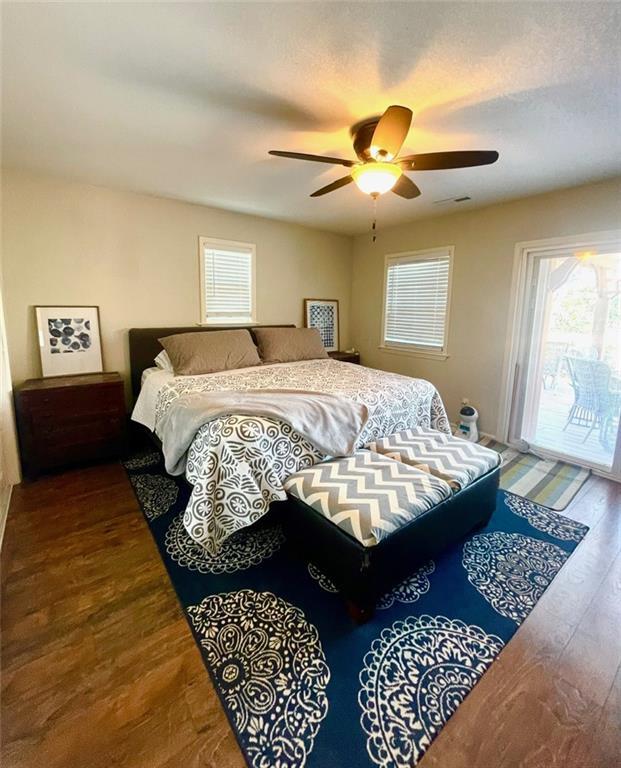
[1,464,620,768]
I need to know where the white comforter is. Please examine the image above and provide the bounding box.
[133,359,450,553]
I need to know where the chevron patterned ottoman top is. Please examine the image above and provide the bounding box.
[367,428,501,491]
[283,450,452,547]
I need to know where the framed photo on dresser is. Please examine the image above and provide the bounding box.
[304,298,340,352]
[35,305,103,377]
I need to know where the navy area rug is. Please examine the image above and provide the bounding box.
[124,450,588,768]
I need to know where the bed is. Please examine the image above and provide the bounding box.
[129,326,451,553]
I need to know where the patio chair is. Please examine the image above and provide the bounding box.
[542,341,568,389]
[564,356,621,447]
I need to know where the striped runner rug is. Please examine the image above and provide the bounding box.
[478,437,590,510]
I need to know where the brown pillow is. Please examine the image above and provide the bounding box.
[158,330,261,376]
[253,327,329,364]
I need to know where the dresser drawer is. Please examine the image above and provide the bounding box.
[23,413,125,472]
[21,383,123,419]
[37,415,124,446]
[27,406,125,432]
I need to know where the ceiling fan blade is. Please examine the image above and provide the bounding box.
[370,105,413,161]
[398,150,499,171]
[391,175,421,199]
[269,150,354,167]
[310,175,353,197]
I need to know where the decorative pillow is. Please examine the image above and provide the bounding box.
[253,326,329,364]
[154,349,174,372]
[158,330,261,376]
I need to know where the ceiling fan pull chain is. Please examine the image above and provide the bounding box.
[372,193,378,243]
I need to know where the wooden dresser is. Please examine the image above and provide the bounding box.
[14,372,126,481]
[328,350,361,364]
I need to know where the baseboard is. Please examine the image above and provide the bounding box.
[449,422,497,442]
[0,484,13,551]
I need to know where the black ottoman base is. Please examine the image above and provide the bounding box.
[280,465,500,622]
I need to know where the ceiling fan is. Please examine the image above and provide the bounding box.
[269,105,499,200]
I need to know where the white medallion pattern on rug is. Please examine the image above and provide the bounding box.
[504,493,588,542]
[377,561,435,609]
[307,561,435,609]
[307,563,338,593]
[165,515,284,574]
[187,590,330,768]
[359,615,503,768]
[123,450,161,470]
[462,531,568,623]
[129,473,178,520]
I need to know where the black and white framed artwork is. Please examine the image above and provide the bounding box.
[304,299,339,352]
[35,305,103,377]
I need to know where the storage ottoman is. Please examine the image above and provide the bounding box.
[282,439,500,622]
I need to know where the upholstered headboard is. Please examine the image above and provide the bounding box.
[127,324,295,399]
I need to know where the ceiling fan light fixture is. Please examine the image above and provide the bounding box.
[351,162,402,196]
[369,145,394,162]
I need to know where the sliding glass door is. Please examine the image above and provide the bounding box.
[509,237,621,478]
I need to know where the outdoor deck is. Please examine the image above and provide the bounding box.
[533,378,617,469]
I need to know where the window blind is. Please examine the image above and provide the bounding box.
[383,251,451,350]
[201,241,254,323]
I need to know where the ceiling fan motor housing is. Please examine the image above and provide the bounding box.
[351,118,381,161]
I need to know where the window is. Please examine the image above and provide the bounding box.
[199,237,256,324]
[382,246,453,354]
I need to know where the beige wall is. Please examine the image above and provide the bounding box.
[2,170,352,399]
[351,178,621,435]
[3,169,620,434]
[0,249,22,498]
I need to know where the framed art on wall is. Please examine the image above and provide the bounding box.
[35,305,103,377]
[304,298,339,352]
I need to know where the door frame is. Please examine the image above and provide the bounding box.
[497,229,621,478]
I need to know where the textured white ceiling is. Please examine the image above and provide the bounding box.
[2,2,620,234]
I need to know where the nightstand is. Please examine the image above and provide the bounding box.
[14,372,126,481]
[328,350,361,364]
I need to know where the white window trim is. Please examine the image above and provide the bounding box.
[198,236,257,325]
[379,245,454,359]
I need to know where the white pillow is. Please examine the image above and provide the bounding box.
[154,349,174,372]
